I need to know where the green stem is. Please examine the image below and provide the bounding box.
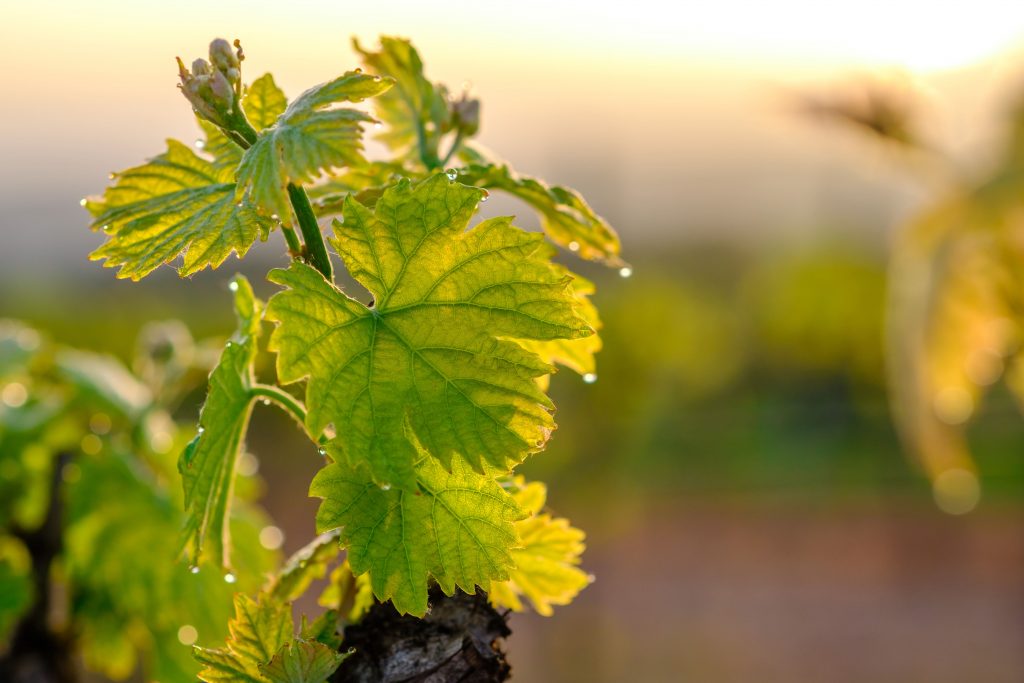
[251,384,330,445]
[250,384,307,427]
[439,130,464,168]
[287,183,334,281]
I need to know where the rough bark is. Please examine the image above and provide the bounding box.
[332,588,512,683]
[0,453,77,683]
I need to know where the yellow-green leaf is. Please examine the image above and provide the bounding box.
[235,71,393,223]
[260,639,346,683]
[489,480,589,616]
[459,161,622,264]
[312,455,523,616]
[195,594,292,683]
[87,140,273,280]
[266,175,592,490]
[245,73,288,131]
[520,276,602,390]
[354,36,450,164]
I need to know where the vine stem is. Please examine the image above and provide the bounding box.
[250,383,332,446]
[227,112,332,280]
[250,383,306,426]
[439,129,464,168]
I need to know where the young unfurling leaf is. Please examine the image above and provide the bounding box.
[266,174,592,490]
[235,72,393,223]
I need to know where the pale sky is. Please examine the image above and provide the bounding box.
[2,0,1023,276]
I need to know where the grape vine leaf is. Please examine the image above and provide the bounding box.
[194,594,293,683]
[245,73,289,131]
[179,275,261,568]
[267,531,340,602]
[266,174,593,490]
[489,479,589,616]
[520,276,602,389]
[353,36,450,163]
[458,160,623,264]
[260,640,346,683]
[235,71,394,223]
[86,140,274,280]
[312,453,524,617]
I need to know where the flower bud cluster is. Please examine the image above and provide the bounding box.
[449,91,480,137]
[177,38,245,129]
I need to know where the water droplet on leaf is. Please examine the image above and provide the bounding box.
[194,139,205,149]
[190,566,200,574]
[445,168,458,181]
[223,573,236,584]
[583,373,598,384]
[228,280,239,292]
[618,266,633,279]
[568,241,580,252]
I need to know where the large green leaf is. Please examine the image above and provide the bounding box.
[235,71,393,223]
[87,140,273,280]
[194,594,293,683]
[179,275,261,568]
[353,36,450,164]
[458,161,622,264]
[266,174,592,489]
[312,454,523,616]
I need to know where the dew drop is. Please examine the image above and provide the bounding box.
[79,198,87,207]
[223,572,236,584]
[228,280,239,292]
[618,266,633,279]
[197,426,205,435]
[194,139,206,149]
[236,201,244,208]
[260,398,270,406]
[374,122,383,129]
[317,448,327,457]
[190,565,200,574]
[380,482,392,491]
[270,213,279,221]
[354,67,362,74]
[480,191,490,203]
[445,168,458,182]
[102,224,111,232]
[586,573,596,583]
[582,373,598,384]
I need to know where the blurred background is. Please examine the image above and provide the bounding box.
[3,1,1024,681]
